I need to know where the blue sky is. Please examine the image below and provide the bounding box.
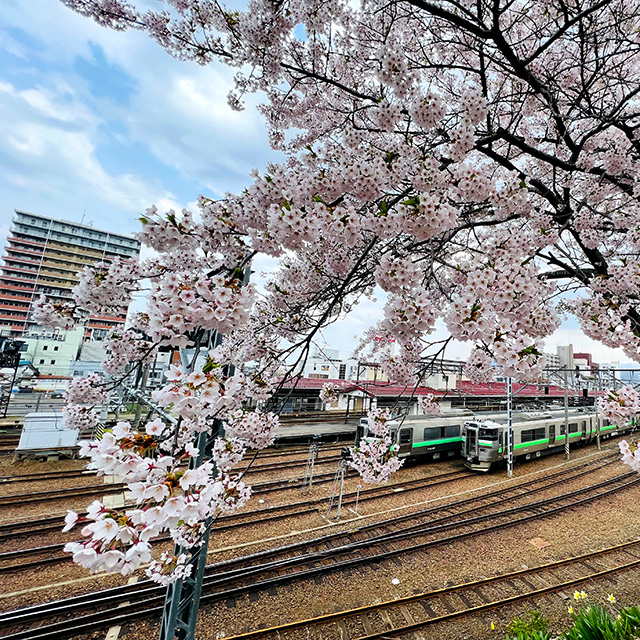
[0,0,631,365]
[0,0,278,241]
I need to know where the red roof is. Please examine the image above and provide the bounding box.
[278,377,592,398]
[358,382,438,397]
[279,377,373,396]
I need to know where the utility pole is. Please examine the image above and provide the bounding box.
[595,370,601,450]
[506,376,514,478]
[564,367,570,460]
[132,363,150,430]
[159,265,251,640]
[159,423,220,640]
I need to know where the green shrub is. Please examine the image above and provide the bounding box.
[506,632,551,640]
[507,610,550,639]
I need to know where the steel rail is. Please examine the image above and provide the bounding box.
[220,539,640,640]
[0,469,471,572]
[1,465,633,640]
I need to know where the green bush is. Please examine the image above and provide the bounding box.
[506,632,551,640]
[506,610,550,639]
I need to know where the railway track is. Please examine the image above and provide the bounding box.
[0,464,354,509]
[220,538,640,639]
[0,468,471,570]
[0,452,357,508]
[0,454,632,640]
[0,453,344,485]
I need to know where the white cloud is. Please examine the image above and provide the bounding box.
[0,77,183,232]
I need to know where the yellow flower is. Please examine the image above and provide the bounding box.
[568,606,574,614]
[608,594,616,604]
[580,591,588,600]
[573,591,581,601]
[491,621,495,630]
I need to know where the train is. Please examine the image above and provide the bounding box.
[355,408,634,472]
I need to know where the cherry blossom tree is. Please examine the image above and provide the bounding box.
[50,0,640,580]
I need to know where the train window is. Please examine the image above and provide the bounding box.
[478,427,498,440]
[423,427,442,441]
[445,424,460,438]
[399,429,412,444]
[569,423,578,433]
[560,424,566,435]
[581,421,586,431]
[521,427,546,443]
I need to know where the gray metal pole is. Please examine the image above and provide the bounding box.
[506,376,513,478]
[564,368,570,460]
[133,364,150,430]
[595,371,601,450]
[336,460,346,519]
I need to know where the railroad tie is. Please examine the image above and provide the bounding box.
[104,576,138,640]
[378,609,394,629]
[398,604,415,625]
[359,613,375,634]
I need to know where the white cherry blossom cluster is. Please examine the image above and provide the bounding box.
[30,295,80,330]
[349,436,404,484]
[319,382,344,404]
[146,552,193,586]
[597,386,640,427]
[103,328,155,375]
[365,408,395,437]
[464,348,495,383]
[374,254,422,294]
[224,410,280,450]
[619,440,640,474]
[418,394,441,415]
[72,258,140,316]
[64,419,254,582]
[64,404,100,431]
[136,206,201,252]
[66,373,107,405]
[382,289,436,346]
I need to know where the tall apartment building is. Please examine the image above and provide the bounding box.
[0,210,141,339]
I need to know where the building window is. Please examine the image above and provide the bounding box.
[39,359,44,364]
[339,364,346,380]
[50,359,56,364]
[43,345,48,351]
[54,346,59,351]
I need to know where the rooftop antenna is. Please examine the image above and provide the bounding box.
[80,209,86,225]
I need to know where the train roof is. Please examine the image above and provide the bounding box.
[485,410,596,425]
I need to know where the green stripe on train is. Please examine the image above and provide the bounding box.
[412,437,462,448]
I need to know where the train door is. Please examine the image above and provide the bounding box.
[356,418,368,447]
[462,422,479,460]
[581,420,587,440]
[397,428,413,457]
[548,424,555,446]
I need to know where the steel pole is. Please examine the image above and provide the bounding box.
[336,461,346,520]
[507,377,513,478]
[564,368,570,460]
[595,371,601,450]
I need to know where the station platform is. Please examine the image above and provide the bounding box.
[274,420,358,445]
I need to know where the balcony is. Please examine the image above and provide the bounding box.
[0,313,27,321]
[0,302,30,311]
[8,236,46,248]
[0,274,37,284]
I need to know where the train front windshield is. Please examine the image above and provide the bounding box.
[478,427,499,442]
